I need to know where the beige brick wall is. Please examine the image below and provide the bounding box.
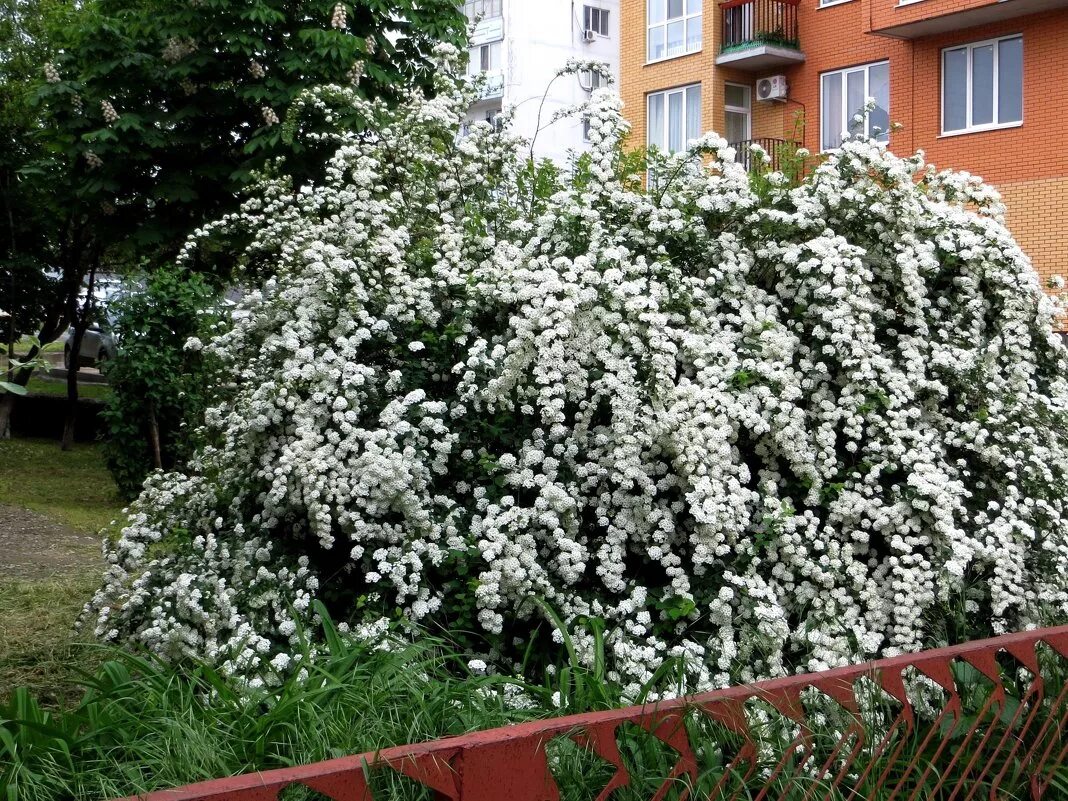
[1000,177,1068,291]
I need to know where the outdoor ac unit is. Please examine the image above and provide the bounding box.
[757,75,788,102]
[581,28,597,43]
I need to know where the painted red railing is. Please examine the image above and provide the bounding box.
[120,626,1068,801]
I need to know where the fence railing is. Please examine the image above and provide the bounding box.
[117,625,1068,800]
[731,137,801,172]
[721,0,801,52]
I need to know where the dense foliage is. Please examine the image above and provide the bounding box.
[89,52,1068,697]
[29,0,466,262]
[100,266,217,498]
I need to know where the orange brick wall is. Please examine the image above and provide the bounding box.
[867,0,1004,34]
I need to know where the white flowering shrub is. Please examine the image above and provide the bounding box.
[89,50,1068,694]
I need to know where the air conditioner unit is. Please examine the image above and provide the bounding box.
[757,75,788,102]
[581,28,597,43]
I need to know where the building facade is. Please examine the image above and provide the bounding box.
[619,0,1068,287]
[464,0,620,165]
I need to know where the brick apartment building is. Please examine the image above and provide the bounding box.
[617,0,1068,287]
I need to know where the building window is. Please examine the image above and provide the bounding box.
[647,0,702,63]
[463,0,502,22]
[647,84,702,153]
[818,0,855,7]
[942,35,1023,135]
[469,41,502,74]
[580,68,606,91]
[724,83,751,144]
[583,5,609,36]
[820,61,890,151]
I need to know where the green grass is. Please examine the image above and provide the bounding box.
[1,610,1065,801]
[23,377,112,402]
[0,439,122,710]
[0,576,101,710]
[0,438,123,533]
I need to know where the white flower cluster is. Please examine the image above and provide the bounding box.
[249,61,266,79]
[89,49,1068,695]
[43,62,60,83]
[84,150,103,169]
[261,106,280,126]
[101,99,119,124]
[161,36,197,64]
[330,3,346,29]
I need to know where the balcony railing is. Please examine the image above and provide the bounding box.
[731,137,801,173]
[463,0,502,22]
[720,0,801,54]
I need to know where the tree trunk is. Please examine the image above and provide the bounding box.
[0,358,37,440]
[60,262,98,451]
[147,399,163,469]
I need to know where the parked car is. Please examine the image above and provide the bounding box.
[62,314,118,369]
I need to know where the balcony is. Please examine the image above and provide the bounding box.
[475,71,504,101]
[717,0,805,71]
[868,0,1068,38]
[730,138,801,172]
[465,0,504,46]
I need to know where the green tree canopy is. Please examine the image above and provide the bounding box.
[31,0,466,264]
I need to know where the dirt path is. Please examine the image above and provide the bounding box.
[0,504,102,579]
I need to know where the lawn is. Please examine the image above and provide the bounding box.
[0,438,123,533]
[23,376,112,402]
[0,438,123,706]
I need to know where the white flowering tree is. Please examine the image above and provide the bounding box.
[89,51,1068,695]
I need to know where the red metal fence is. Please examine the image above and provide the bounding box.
[121,625,1068,801]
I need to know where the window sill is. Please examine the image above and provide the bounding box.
[817,0,856,9]
[645,49,703,67]
[939,120,1023,138]
[896,0,925,6]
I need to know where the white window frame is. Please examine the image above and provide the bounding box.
[818,0,856,8]
[469,41,502,75]
[724,82,752,143]
[647,0,702,64]
[646,83,702,154]
[940,34,1023,137]
[583,5,610,37]
[579,68,606,92]
[819,60,890,152]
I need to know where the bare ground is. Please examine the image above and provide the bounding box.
[0,503,101,579]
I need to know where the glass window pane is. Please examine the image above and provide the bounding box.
[725,84,747,109]
[648,93,665,149]
[998,37,1023,124]
[972,44,994,126]
[648,25,665,60]
[685,85,701,142]
[648,0,665,24]
[667,0,683,18]
[847,69,865,137]
[685,17,701,51]
[821,71,843,150]
[869,62,890,141]
[668,91,683,151]
[687,0,701,12]
[726,111,748,143]
[943,47,967,131]
[666,20,684,56]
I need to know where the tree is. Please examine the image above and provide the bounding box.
[0,0,465,443]
[99,266,218,498]
[87,57,1068,694]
